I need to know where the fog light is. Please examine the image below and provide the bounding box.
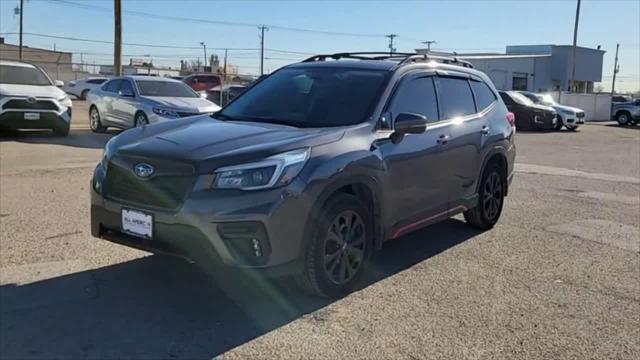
[217,222,271,265]
[252,238,262,257]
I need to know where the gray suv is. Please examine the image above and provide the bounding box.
[91,52,516,298]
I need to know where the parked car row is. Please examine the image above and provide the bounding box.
[611,98,640,126]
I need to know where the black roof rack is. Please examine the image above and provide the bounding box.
[301,52,473,69]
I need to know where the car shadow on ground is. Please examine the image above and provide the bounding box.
[0,128,120,149]
[605,124,640,130]
[0,218,482,359]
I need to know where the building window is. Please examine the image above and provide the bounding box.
[512,72,528,91]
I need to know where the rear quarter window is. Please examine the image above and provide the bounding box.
[470,80,497,111]
[437,77,476,119]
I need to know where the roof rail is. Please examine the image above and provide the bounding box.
[301,52,474,69]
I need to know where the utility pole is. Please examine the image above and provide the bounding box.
[114,0,122,76]
[259,25,268,76]
[611,43,620,94]
[422,40,436,53]
[18,0,24,60]
[200,42,207,71]
[221,48,228,106]
[570,0,581,92]
[386,34,397,56]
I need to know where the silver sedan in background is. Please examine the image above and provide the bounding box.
[86,76,220,132]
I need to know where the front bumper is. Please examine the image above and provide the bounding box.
[0,96,72,130]
[90,166,313,272]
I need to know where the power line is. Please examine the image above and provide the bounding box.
[41,0,385,38]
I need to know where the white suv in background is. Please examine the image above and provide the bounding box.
[0,60,72,136]
[518,91,585,131]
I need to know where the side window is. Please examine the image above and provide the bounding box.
[470,80,497,111]
[437,77,476,119]
[88,79,106,84]
[103,79,121,93]
[119,80,134,94]
[388,76,439,125]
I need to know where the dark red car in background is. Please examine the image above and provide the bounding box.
[183,74,221,91]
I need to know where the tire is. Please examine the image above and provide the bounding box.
[89,106,107,133]
[554,115,563,131]
[567,125,578,131]
[52,123,70,136]
[134,112,149,127]
[80,89,89,100]
[616,111,631,126]
[297,193,372,298]
[464,162,505,230]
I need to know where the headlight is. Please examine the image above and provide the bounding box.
[57,95,71,106]
[153,107,180,118]
[101,136,117,168]
[213,148,310,190]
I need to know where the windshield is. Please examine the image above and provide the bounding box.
[218,67,388,127]
[135,80,199,97]
[0,65,53,86]
[510,92,535,106]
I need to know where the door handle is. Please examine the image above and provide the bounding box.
[436,134,450,145]
[481,126,490,135]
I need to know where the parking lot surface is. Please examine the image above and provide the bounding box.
[1,101,639,359]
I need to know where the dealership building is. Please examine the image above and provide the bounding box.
[417,44,605,93]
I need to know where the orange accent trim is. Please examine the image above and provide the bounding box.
[391,205,468,239]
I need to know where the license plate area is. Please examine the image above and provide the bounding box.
[121,208,153,239]
[24,112,41,120]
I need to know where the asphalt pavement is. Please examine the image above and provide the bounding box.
[0,101,638,359]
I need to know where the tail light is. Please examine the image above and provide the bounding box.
[506,112,516,128]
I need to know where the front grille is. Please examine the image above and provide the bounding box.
[576,112,585,118]
[103,157,195,210]
[2,99,58,111]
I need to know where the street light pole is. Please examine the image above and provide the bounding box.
[200,42,207,71]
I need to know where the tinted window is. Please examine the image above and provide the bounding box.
[220,68,388,128]
[119,80,134,93]
[0,65,52,86]
[103,79,121,93]
[389,76,439,123]
[136,80,198,97]
[87,78,107,84]
[437,77,476,119]
[470,80,496,111]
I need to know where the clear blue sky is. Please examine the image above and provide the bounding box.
[1,0,638,92]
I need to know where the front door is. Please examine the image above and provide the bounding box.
[377,72,452,232]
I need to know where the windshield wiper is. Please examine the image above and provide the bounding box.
[232,116,305,128]
[212,112,236,120]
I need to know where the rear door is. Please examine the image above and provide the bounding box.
[377,72,454,234]
[113,79,137,127]
[447,77,499,204]
[100,79,121,124]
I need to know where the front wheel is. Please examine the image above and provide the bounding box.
[555,115,563,130]
[298,194,371,298]
[464,163,505,230]
[616,112,631,126]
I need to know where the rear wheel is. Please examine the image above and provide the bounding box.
[89,106,107,133]
[616,112,631,126]
[298,193,371,298]
[134,112,149,127]
[464,163,505,230]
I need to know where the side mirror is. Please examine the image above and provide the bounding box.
[54,80,64,87]
[390,112,427,144]
[119,88,134,97]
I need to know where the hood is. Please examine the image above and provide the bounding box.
[142,96,220,113]
[551,104,582,113]
[528,103,556,113]
[112,115,345,173]
[0,83,65,98]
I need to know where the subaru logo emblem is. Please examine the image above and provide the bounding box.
[134,163,154,178]
[26,97,37,104]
